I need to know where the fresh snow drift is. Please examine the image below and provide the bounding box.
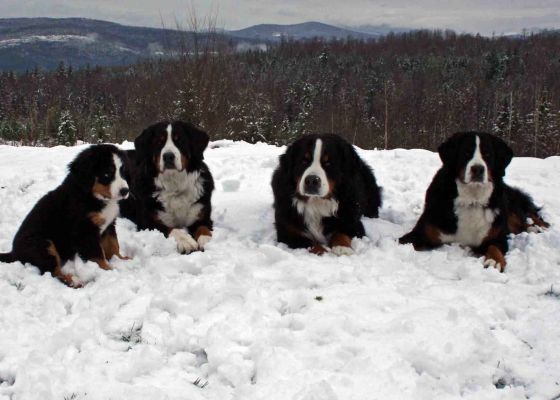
[0,141,559,400]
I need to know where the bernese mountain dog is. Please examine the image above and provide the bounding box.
[399,131,549,272]
[271,133,382,255]
[120,120,214,254]
[0,144,131,287]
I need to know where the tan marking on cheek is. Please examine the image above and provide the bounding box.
[485,245,506,272]
[181,154,189,171]
[92,181,111,199]
[487,167,493,182]
[88,212,106,227]
[153,154,162,173]
[327,179,336,196]
[194,226,212,241]
[296,175,304,194]
[329,233,352,249]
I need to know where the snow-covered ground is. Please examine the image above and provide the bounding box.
[0,141,559,400]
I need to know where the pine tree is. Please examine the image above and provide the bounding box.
[56,110,77,146]
[89,109,111,144]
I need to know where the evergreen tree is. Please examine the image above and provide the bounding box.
[56,110,77,146]
[89,109,111,144]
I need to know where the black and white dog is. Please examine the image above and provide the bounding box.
[399,131,549,271]
[120,121,214,253]
[271,134,382,255]
[0,145,131,287]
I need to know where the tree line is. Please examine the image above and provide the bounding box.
[0,29,559,157]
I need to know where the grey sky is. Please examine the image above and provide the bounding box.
[1,0,559,34]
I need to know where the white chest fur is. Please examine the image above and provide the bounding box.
[154,170,204,228]
[98,200,119,234]
[440,180,497,247]
[293,197,339,244]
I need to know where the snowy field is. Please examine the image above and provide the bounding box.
[0,141,559,400]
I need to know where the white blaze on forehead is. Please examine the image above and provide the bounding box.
[159,124,183,172]
[298,138,330,197]
[110,153,128,199]
[464,135,489,184]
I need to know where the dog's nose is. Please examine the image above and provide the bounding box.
[304,175,322,194]
[163,152,175,168]
[470,164,485,182]
[119,187,130,198]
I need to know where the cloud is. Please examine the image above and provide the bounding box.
[0,0,558,35]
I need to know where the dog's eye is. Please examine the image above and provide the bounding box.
[102,172,111,179]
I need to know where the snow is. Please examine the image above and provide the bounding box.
[0,140,559,400]
[0,34,97,49]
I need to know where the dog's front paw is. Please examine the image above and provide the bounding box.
[169,229,198,254]
[484,245,506,273]
[197,235,212,250]
[331,245,354,256]
[483,257,503,272]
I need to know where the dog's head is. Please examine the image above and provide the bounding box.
[438,132,513,185]
[69,144,130,201]
[279,134,358,199]
[134,121,209,174]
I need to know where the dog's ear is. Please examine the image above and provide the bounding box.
[491,134,513,178]
[342,139,359,173]
[134,125,155,163]
[438,133,462,168]
[69,146,96,192]
[182,122,209,160]
[279,141,296,180]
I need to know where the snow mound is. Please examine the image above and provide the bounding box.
[0,142,559,399]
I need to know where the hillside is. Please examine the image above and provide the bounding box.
[0,18,240,71]
[227,21,376,41]
[0,141,559,399]
[0,18,405,71]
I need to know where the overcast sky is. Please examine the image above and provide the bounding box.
[1,0,559,35]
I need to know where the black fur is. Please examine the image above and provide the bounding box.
[271,133,382,250]
[0,145,129,284]
[120,120,214,239]
[399,131,548,262]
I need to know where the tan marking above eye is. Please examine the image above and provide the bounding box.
[322,155,329,162]
[304,152,311,160]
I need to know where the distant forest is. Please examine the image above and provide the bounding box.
[1,30,559,157]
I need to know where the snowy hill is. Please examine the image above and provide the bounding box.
[0,18,255,72]
[0,18,399,71]
[0,141,559,399]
